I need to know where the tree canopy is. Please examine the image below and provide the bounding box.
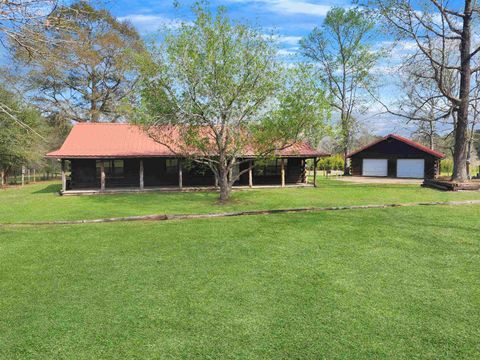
[136,6,330,201]
[12,1,146,123]
[0,88,45,183]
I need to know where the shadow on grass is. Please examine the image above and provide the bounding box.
[33,184,61,194]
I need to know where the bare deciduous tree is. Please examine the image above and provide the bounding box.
[467,70,480,176]
[363,0,480,182]
[399,60,455,150]
[0,1,66,137]
[300,7,381,175]
[0,0,59,54]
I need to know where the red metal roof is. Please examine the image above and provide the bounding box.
[347,134,445,159]
[46,123,329,159]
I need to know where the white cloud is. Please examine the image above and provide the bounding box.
[228,0,332,17]
[269,0,331,16]
[276,35,302,46]
[264,33,302,45]
[370,63,401,76]
[278,48,297,57]
[371,39,418,67]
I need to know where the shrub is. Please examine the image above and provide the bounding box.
[440,159,453,175]
[317,154,344,171]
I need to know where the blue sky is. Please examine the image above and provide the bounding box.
[112,0,351,57]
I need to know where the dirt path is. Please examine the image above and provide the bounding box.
[2,200,480,227]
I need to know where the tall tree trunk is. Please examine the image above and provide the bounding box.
[343,147,349,175]
[452,0,472,182]
[218,166,231,202]
[91,74,99,122]
[341,110,350,176]
[428,120,435,150]
[217,153,232,202]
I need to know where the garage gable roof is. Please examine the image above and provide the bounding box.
[347,134,445,159]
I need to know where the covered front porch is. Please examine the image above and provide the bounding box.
[60,157,321,195]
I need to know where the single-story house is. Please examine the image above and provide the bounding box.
[348,134,445,179]
[46,123,329,194]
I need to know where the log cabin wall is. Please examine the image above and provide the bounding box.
[425,158,440,179]
[143,158,178,186]
[70,159,140,189]
[69,157,310,190]
[70,159,97,188]
[183,161,215,186]
[285,158,305,183]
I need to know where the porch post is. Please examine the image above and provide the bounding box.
[100,160,105,192]
[313,157,317,188]
[303,159,308,184]
[178,160,183,189]
[61,160,66,192]
[214,173,219,188]
[139,159,144,190]
[248,160,253,188]
[280,158,285,188]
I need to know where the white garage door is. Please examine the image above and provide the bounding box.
[362,159,388,177]
[397,159,425,178]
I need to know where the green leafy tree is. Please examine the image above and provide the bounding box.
[136,6,330,201]
[12,1,145,122]
[0,88,45,185]
[301,7,381,175]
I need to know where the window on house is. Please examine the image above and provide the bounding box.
[112,160,124,177]
[96,160,124,178]
[254,159,287,176]
[166,159,178,174]
[188,162,211,176]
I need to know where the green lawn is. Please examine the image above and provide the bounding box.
[1,179,480,223]
[1,205,479,358]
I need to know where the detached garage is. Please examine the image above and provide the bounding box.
[348,134,445,179]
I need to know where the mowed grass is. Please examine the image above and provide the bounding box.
[1,179,480,223]
[1,205,480,359]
